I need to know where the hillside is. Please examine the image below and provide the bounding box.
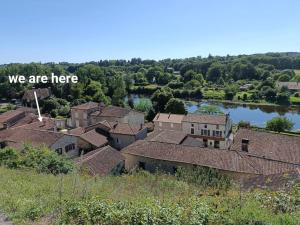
[0,167,299,225]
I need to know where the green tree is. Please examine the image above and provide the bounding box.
[151,87,173,112]
[266,116,294,132]
[111,74,127,106]
[165,98,186,114]
[207,63,224,82]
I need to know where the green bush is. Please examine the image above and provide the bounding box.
[0,145,74,174]
[175,166,231,189]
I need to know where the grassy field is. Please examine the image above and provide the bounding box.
[0,167,299,225]
[294,69,300,76]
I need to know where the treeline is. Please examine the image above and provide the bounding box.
[1,52,300,118]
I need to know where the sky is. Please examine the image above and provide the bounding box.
[0,0,300,64]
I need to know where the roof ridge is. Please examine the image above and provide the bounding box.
[79,146,109,163]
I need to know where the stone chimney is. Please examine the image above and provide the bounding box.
[99,102,105,113]
[241,138,249,152]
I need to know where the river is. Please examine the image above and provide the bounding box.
[128,95,300,130]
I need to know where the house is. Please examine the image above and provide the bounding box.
[0,110,26,129]
[76,146,125,176]
[70,102,145,128]
[230,128,300,165]
[182,114,232,149]
[22,88,51,107]
[90,105,144,125]
[121,130,300,180]
[277,82,300,91]
[70,102,99,127]
[239,84,252,91]
[97,121,147,150]
[153,113,184,131]
[0,128,79,157]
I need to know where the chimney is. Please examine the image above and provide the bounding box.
[241,138,249,152]
[99,102,105,113]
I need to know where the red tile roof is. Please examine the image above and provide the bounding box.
[122,140,299,175]
[91,105,142,118]
[231,129,300,165]
[17,118,56,131]
[0,110,25,123]
[153,113,185,123]
[76,146,124,176]
[79,129,108,147]
[3,129,64,149]
[71,102,99,110]
[10,113,39,128]
[182,114,228,125]
[146,130,187,144]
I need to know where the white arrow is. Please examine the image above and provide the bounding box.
[34,91,43,122]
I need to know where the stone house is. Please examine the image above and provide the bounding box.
[0,128,79,157]
[121,129,300,180]
[181,114,232,149]
[71,102,145,128]
[152,113,184,131]
[76,146,125,176]
[22,88,51,107]
[70,102,99,127]
[90,105,144,125]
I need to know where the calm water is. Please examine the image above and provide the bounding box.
[128,95,300,130]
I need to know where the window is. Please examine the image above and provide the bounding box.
[191,127,194,134]
[75,112,79,118]
[201,129,210,136]
[216,125,219,129]
[204,124,207,128]
[65,143,75,152]
[191,124,194,127]
[138,161,146,170]
[214,141,220,149]
[75,120,80,127]
[55,148,62,154]
[203,139,208,147]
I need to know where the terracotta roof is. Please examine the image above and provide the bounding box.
[122,140,299,175]
[18,118,56,131]
[22,88,51,101]
[77,146,124,176]
[3,129,64,149]
[80,129,108,147]
[10,113,39,128]
[231,129,300,165]
[71,102,99,110]
[153,113,184,123]
[0,110,25,123]
[182,114,227,125]
[106,121,146,136]
[69,127,85,136]
[181,136,205,147]
[146,130,187,144]
[91,105,139,118]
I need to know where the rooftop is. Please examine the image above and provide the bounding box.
[231,128,300,165]
[182,114,228,125]
[153,113,185,123]
[0,110,24,123]
[77,146,124,176]
[146,130,187,144]
[91,105,139,118]
[79,129,108,147]
[122,140,299,175]
[22,88,51,101]
[71,102,99,110]
[277,82,300,90]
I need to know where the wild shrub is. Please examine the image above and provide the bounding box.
[175,166,231,189]
[0,145,74,174]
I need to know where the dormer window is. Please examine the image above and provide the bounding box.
[204,124,207,128]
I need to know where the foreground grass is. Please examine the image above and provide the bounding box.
[0,167,299,224]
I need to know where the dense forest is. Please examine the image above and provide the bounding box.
[1,52,300,119]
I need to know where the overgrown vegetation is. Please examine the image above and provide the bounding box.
[0,167,299,225]
[0,145,74,174]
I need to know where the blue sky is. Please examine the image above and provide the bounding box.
[0,0,300,63]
